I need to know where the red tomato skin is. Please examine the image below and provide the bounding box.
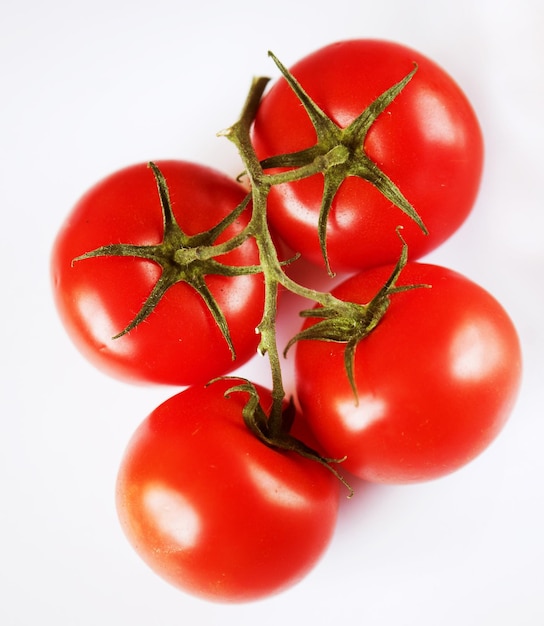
[115,381,339,603]
[294,263,522,483]
[51,161,264,386]
[252,40,484,273]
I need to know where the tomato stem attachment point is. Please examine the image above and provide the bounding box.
[214,377,354,498]
[260,53,426,276]
[72,162,260,359]
[284,228,431,403]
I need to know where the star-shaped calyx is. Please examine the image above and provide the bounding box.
[260,52,428,276]
[284,230,430,402]
[73,162,262,359]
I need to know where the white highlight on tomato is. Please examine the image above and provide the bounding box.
[142,484,201,550]
[450,319,503,382]
[336,394,387,432]
[417,89,461,146]
[76,292,133,357]
[247,461,307,509]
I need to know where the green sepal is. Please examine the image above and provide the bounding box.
[217,377,353,497]
[285,231,430,402]
[261,52,427,275]
[73,162,260,359]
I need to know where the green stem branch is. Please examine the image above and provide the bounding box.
[220,75,349,429]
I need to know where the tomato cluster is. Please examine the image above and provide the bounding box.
[51,40,522,603]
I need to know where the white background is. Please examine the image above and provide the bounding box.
[2,1,543,624]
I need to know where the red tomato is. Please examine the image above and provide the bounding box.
[115,380,340,603]
[252,40,484,273]
[294,263,522,483]
[51,160,264,386]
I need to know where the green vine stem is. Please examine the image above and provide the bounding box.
[219,77,353,433]
[74,53,429,493]
[213,56,432,493]
[218,64,424,417]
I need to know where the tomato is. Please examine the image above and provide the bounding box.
[51,160,264,386]
[294,263,522,483]
[115,380,340,603]
[252,40,484,273]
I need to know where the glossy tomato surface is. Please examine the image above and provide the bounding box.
[51,160,264,385]
[252,40,484,273]
[115,380,340,603]
[294,263,522,483]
